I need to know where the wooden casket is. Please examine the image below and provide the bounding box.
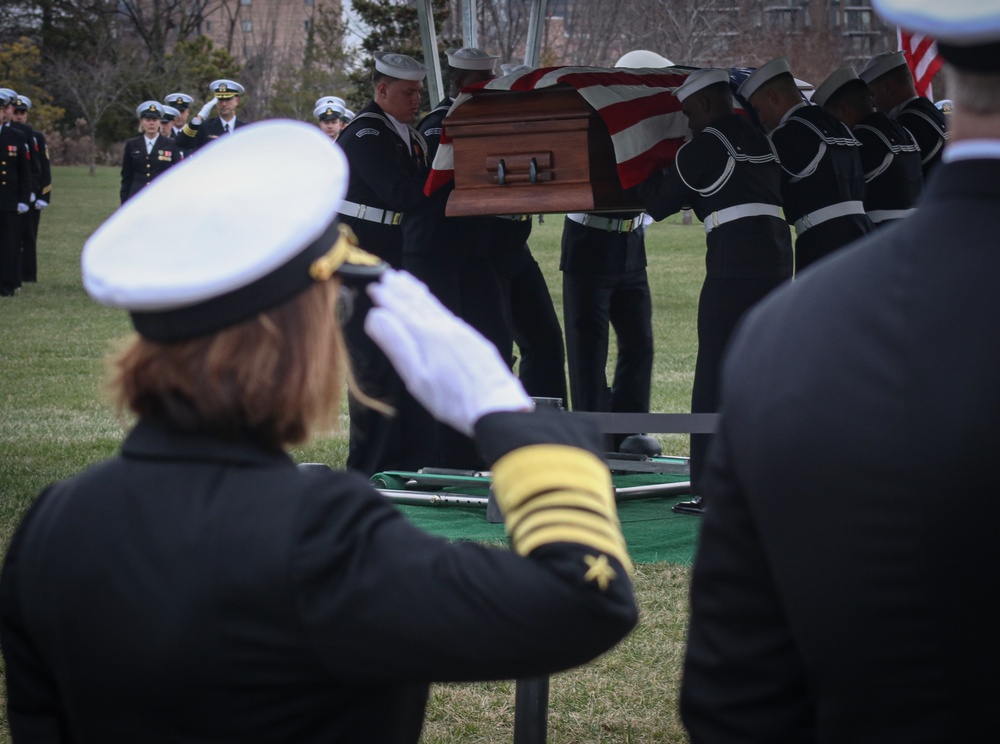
[442,86,645,217]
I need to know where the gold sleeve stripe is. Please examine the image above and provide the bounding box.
[491,444,631,572]
[517,526,633,575]
[183,123,198,137]
[42,185,52,195]
[492,444,614,514]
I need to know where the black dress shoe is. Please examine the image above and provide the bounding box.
[672,495,704,516]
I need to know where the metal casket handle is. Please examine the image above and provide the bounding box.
[497,159,506,185]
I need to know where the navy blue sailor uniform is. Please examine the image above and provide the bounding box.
[337,100,432,475]
[639,112,793,498]
[119,134,182,204]
[560,208,653,449]
[0,124,32,296]
[770,103,874,273]
[893,96,948,178]
[853,111,923,227]
[173,116,249,153]
[9,121,44,282]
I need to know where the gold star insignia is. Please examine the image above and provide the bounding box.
[583,554,617,591]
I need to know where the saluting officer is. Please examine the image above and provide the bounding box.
[120,101,182,204]
[336,51,432,475]
[814,65,923,228]
[639,68,793,515]
[860,50,948,178]
[174,80,249,153]
[0,88,31,297]
[738,57,874,273]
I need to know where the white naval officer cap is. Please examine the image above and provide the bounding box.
[164,92,194,109]
[14,94,31,111]
[315,95,346,110]
[0,88,17,105]
[159,105,180,122]
[737,56,794,100]
[811,65,862,108]
[614,49,675,68]
[673,68,731,102]
[136,100,163,119]
[341,108,355,121]
[82,120,386,342]
[210,79,245,99]
[445,47,498,71]
[314,101,345,120]
[872,0,1000,72]
[374,51,427,81]
[858,51,907,84]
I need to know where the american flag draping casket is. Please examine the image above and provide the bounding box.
[426,66,754,217]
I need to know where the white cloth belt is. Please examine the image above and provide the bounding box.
[793,200,866,236]
[567,213,642,233]
[867,207,916,224]
[338,200,403,226]
[703,203,783,234]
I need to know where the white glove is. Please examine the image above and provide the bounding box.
[196,98,217,120]
[17,203,28,214]
[365,270,533,436]
[35,199,48,210]
[29,192,36,202]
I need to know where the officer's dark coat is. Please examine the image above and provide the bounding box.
[639,112,793,492]
[681,157,1000,743]
[0,124,32,294]
[0,413,636,743]
[769,104,873,272]
[172,116,250,153]
[119,134,182,204]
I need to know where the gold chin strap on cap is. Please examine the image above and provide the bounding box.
[491,444,633,582]
[310,223,383,281]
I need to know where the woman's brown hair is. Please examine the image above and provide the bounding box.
[109,280,346,448]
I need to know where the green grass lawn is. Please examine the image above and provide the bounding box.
[0,166,707,743]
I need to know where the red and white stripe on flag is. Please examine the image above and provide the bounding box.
[424,66,694,196]
[898,29,943,99]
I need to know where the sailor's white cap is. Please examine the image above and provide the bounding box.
[159,105,180,122]
[812,65,862,108]
[136,100,163,119]
[446,47,498,71]
[500,63,534,76]
[0,88,16,105]
[873,0,1000,71]
[210,79,244,98]
[674,68,730,102]
[614,49,675,68]
[315,95,346,110]
[374,51,426,81]
[13,95,32,111]
[314,101,345,120]
[164,92,194,109]
[82,120,385,342]
[858,51,907,84]
[737,56,793,100]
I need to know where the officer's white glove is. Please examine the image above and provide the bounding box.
[365,269,533,436]
[196,98,217,120]
[35,199,48,210]
[29,192,36,203]
[17,203,28,214]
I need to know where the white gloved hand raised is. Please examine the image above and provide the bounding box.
[35,199,48,210]
[365,269,533,436]
[196,98,217,120]
[17,203,28,214]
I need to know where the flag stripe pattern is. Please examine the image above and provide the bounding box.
[424,66,696,196]
[898,29,943,98]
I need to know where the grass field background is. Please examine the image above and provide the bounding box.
[0,165,709,742]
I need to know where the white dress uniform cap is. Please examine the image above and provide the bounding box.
[500,63,534,76]
[872,0,1000,71]
[811,65,861,108]
[82,120,385,342]
[858,51,907,84]
[373,51,427,81]
[445,47,498,71]
[159,105,180,122]
[210,79,245,98]
[673,68,730,102]
[164,92,194,109]
[14,95,32,111]
[136,100,163,119]
[614,49,675,68]
[314,95,346,110]
[0,88,17,105]
[737,56,793,100]
[342,109,355,121]
[314,101,345,120]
